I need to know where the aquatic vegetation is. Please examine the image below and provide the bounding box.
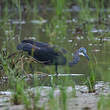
[0,0,110,110]
[98,95,110,110]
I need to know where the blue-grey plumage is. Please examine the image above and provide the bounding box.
[21,39,49,47]
[17,43,40,52]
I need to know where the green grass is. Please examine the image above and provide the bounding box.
[98,95,110,110]
[0,0,109,110]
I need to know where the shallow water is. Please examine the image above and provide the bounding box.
[0,3,110,90]
[0,81,109,110]
[0,9,109,76]
[0,1,110,110]
[0,73,86,90]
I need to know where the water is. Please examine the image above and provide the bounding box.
[0,2,110,109]
[0,3,110,88]
[0,81,109,109]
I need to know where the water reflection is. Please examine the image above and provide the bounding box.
[30,20,47,24]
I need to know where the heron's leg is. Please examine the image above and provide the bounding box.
[55,64,59,76]
[29,63,34,74]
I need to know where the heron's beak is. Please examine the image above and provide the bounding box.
[84,52,89,61]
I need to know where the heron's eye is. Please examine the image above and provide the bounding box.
[80,49,83,53]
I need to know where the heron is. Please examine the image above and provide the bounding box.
[17,39,89,74]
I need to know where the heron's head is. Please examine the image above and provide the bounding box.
[78,47,89,60]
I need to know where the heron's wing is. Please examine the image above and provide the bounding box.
[21,39,49,47]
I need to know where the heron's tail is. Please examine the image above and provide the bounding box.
[17,43,33,52]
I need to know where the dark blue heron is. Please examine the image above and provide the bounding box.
[17,40,89,74]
